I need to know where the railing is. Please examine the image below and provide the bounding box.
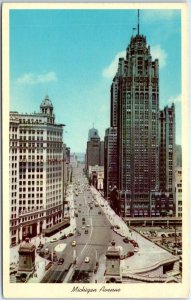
[124,256,179,275]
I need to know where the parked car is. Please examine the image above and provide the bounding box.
[85,229,89,234]
[98,211,102,215]
[50,238,58,243]
[129,239,137,246]
[67,233,74,237]
[44,248,49,254]
[115,225,120,229]
[134,247,139,252]
[127,251,134,257]
[59,235,67,240]
[123,238,129,243]
[58,258,64,265]
[84,257,90,263]
[45,261,53,271]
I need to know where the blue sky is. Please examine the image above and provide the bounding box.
[10,9,181,153]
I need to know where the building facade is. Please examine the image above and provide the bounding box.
[86,127,104,170]
[105,22,176,217]
[175,167,182,217]
[159,104,175,193]
[9,96,65,245]
[117,34,160,217]
[104,127,118,200]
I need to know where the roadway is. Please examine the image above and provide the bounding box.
[41,164,132,283]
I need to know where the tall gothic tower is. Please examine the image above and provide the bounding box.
[117,16,160,217]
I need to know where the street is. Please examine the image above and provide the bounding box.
[41,164,132,283]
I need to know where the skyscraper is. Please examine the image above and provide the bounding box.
[106,11,175,217]
[104,127,118,200]
[86,127,104,170]
[117,31,159,216]
[9,96,65,245]
[159,104,175,193]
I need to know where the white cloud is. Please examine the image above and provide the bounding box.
[103,44,167,79]
[142,10,178,23]
[17,71,57,84]
[102,51,125,79]
[168,94,181,104]
[151,45,167,68]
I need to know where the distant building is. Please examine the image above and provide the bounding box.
[75,153,85,163]
[104,127,118,200]
[70,153,78,168]
[175,144,182,167]
[9,96,65,245]
[88,165,104,190]
[110,76,118,128]
[175,167,182,217]
[63,144,70,213]
[159,104,176,193]
[86,127,104,170]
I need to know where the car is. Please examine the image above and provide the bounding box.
[59,235,67,240]
[86,224,90,227]
[36,247,41,253]
[82,226,85,230]
[45,261,53,271]
[134,247,139,252]
[72,241,76,246]
[98,211,102,215]
[67,232,74,237]
[84,256,90,263]
[50,238,58,243]
[85,229,89,234]
[82,220,86,225]
[77,232,81,236]
[129,239,136,245]
[82,217,85,221]
[127,251,134,257]
[95,203,99,207]
[101,204,104,207]
[123,238,129,243]
[78,210,81,213]
[58,258,64,265]
[115,225,120,229]
[44,248,49,254]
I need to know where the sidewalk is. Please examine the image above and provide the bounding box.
[90,187,129,237]
[90,186,175,275]
[10,184,76,283]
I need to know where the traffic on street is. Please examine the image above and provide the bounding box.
[40,164,133,283]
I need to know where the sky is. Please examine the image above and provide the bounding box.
[10,9,181,153]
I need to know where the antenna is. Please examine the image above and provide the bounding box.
[138,9,140,35]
